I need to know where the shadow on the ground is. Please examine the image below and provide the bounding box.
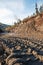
[0,37,43,65]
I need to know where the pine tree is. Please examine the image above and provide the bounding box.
[39,5,43,13]
[35,3,39,15]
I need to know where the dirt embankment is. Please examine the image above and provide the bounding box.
[5,13,43,39]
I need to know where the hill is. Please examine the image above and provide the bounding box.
[5,13,43,39]
[0,23,10,33]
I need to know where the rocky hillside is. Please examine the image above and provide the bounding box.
[6,13,43,39]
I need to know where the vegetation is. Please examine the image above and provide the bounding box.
[39,5,43,13]
[0,28,4,33]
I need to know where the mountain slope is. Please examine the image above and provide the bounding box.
[0,23,10,33]
[6,13,43,39]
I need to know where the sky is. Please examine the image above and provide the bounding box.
[0,0,43,25]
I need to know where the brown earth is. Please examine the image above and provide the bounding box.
[6,13,43,40]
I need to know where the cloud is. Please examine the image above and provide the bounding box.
[0,8,13,17]
[7,0,24,12]
[0,0,25,25]
[0,8,14,25]
[0,0,25,12]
